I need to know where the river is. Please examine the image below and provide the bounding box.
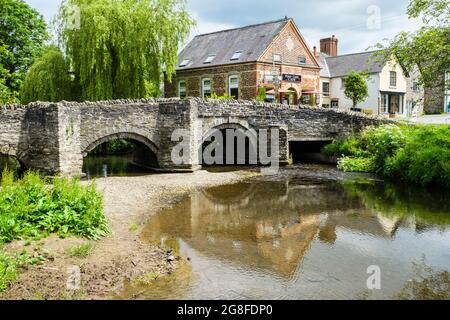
[122,164,450,300]
[3,155,450,299]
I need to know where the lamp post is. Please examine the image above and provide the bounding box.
[271,66,280,103]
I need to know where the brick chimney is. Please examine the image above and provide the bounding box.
[320,35,338,57]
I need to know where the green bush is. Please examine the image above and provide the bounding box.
[0,170,109,243]
[324,124,450,187]
[338,156,376,173]
[322,136,363,157]
[385,125,450,186]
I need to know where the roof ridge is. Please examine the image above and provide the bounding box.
[194,18,290,38]
[325,49,381,59]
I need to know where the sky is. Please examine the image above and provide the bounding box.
[24,0,422,55]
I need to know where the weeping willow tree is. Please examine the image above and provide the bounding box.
[55,0,194,101]
[20,46,75,104]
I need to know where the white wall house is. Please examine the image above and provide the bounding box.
[318,51,418,117]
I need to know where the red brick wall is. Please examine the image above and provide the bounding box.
[164,63,258,100]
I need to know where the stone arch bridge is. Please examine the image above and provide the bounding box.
[0,98,383,176]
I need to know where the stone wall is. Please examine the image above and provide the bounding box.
[0,98,386,176]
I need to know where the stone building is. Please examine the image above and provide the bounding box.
[164,18,321,105]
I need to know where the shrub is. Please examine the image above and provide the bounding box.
[322,136,363,157]
[385,125,450,186]
[209,92,234,100]
[338,156,376,173]
[0,169,109,243]
[325,124,450,187]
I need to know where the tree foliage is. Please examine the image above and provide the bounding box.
[343,71,369,108]
[20,46,75,104]
[55,0,195,101]
[0,0,48,95]
[374,0,450,89]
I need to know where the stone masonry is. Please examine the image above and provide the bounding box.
[0,98,384,176]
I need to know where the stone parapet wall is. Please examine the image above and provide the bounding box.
[0,98,385,176]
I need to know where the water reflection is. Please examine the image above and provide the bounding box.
[130,167,450,299]
[82,155,154,179]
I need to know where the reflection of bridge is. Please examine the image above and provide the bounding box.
[0,98,382,175]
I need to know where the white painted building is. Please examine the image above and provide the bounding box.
[318,51,414,117]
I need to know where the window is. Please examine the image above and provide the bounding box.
[204,55,216,64]
[299,56,306,65]
[322,104,330,108]
[322,82,330,96]
[331,100,339,108]
[228,75,239,99]
[202,78,212,98]
[178,80,187,99]
[273,54,282,62]
[412,81,420,92]
[341,78,346,89]
[179,59,190,67]
[390,71,397,87]
[231,51,243,61]
[381,93,389,113]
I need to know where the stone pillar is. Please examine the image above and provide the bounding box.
[22,103,82,177]
[156,99,201,172]
[57,103,82,177]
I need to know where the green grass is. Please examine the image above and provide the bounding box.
[65,243,94,258]
[0,169,109,244]
[324,124,450,187]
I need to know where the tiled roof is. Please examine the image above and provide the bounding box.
[324,50,384,78]
[177,19,290,70]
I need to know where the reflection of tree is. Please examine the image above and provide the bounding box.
[397,258,450,300]
[341,181,450,228]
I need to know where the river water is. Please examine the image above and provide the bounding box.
[124,164,450,300]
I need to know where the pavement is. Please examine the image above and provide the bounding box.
[405,114,450,124]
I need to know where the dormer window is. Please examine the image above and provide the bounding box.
[204,55,216,64]
[273,54,282,63]
[299,56,306,64]
[179,59,190,67]
[231,51,243,61]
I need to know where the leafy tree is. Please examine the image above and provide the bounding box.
[374,0,450,89]
[20,46,75,104]
[343,71,369,108]
[0,0,48,94]
[0,43,19,105]
[55,0,195,101]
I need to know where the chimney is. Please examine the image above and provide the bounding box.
[313,46,318,58]
[320,35,338,57]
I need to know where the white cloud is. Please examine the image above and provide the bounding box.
[24,0,423,54]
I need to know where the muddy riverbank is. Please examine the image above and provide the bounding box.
[0,170,253,300]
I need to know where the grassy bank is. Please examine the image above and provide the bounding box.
[323,124,450,187]
[0,169,109,291]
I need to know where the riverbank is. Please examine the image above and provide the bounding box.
[0,170,253,300]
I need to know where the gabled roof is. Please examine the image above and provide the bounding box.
[318,53,331,78]
[177,19,290,70]
[324,50,384,78]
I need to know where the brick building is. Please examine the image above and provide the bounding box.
[164,18,321,105]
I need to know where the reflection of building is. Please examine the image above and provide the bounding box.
[164,18,321,105]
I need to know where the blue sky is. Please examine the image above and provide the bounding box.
[24,0,422,54]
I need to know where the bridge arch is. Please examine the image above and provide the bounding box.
[82,132,159,157]
[201,122,258,166]
[82,132,160,169]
